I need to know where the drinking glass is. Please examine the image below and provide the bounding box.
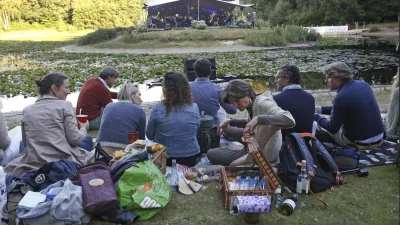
[127,131,139,144]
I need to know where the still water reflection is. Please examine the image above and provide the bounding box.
[246,66,397,93]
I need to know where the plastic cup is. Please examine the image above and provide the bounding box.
[127,131,139,144]
[76,115,88,123]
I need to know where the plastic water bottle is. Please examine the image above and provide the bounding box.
[234,176,241,190]
[169,160,178,192]
[0,166,8,225]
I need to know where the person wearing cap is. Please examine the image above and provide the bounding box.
[273,65,315,140]
[190,58,237,125]
[314,62,384,149]
[76,66,119,130]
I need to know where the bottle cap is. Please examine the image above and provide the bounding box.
[274,186,281,194]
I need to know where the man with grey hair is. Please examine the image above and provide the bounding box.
[314,62,384,149]
[190,58,237,125]
[76,66,120,130]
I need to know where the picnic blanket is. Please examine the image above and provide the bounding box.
[323,140,398,167]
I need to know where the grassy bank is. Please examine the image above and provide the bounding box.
[89,165,398,225]
[91,26,318,49]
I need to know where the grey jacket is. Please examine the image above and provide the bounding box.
[230,91,295,167]
[5,95,94,177]
[17,179,90,225]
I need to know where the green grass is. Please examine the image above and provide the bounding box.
[94,39,222,49]
[0,30,92,42]
[122,29,252,43]
[88,165,399,225]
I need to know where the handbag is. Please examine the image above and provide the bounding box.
[76,162,119,214]
[94,143,113,164]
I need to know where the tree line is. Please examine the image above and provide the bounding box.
[0,0,398,31]
[247,0,399,26]
[1,0,145,31]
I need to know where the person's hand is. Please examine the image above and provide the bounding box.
[243,116,258,135]
[315,106,320,113]
[78,121,89,131]
[314,113,323,123]
[217,119,231,136]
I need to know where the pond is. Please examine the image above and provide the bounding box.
[0,43,398,111]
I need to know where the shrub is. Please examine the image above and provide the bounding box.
[191,20,206,29]
[136,24,147,33]
[7,21,34,31]
[256,19,270,28]
[369,25,380,33]
[306,28,321,41]
[239,22,252,28]
[78,28,118,45]
[244,30,287,46]
[284,25,308,42]
[196,24,207,30]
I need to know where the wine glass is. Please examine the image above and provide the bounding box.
[127,131,139,144]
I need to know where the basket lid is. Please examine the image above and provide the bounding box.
[242,135,281,190]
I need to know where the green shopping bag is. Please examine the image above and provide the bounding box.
[117,160,172,220]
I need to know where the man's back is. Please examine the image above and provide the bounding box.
[274,89,315,139]
[325,79,384,141]
[76,78,114,120]
[190,78,236,124]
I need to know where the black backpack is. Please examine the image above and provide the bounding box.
[280,133,346,195]
[197,113,219,153]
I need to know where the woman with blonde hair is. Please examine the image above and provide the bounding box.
[146,72,200,167]
[383,68,399,141]
[97,83,146,155]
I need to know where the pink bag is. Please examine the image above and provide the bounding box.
[77,162,119,214]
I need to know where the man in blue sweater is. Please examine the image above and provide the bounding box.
[273,65,315,140]
[190,58,237,125]
[314,62,384,149]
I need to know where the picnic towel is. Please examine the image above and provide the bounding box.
[323,140,398,167]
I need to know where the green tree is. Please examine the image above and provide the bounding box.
[72,0,143,29]
[0,0,22,30]
[20,0,69,27]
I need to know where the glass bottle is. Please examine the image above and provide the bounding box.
[296,160,309,194]
[234,176,241,190]
[272,186,284,209]
[254,176,261,190]
[244,176,251,190]
[279,194,298,216]
[260,176,269,189]
[169,159,178,192]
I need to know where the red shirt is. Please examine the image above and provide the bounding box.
[76,78,117,120]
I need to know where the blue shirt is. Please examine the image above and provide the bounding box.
[146,103,200,158]
[190,78,237,124]
[315,79,384,142]
[97,101,146,148]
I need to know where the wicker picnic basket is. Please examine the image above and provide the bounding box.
[151,147,167,174]
[219,135,281,209]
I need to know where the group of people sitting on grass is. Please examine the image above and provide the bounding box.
[0,60,398,177]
